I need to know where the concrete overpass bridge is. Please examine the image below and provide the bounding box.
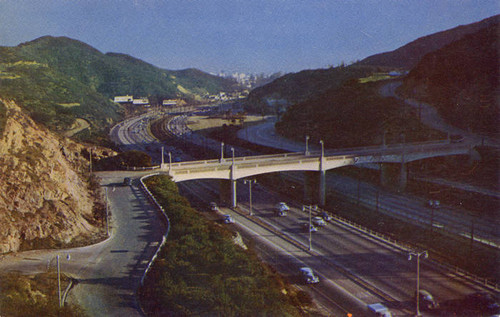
[161,140,473,206]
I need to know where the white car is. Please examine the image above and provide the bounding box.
[223,215,234,224]
[300,267,319,284]
[275,202,290,216]
[311,216,326,227]
[302,223,318,233]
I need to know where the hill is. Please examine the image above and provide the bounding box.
[245,65,377,115]
[399,22,499,135]
[0,99,112,253]
[0,36,238,135]
[357,15,499,69]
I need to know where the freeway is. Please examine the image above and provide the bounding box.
[105,109,500,315]
[180,177,497,316]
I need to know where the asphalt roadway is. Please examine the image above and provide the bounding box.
[0,171,165,316]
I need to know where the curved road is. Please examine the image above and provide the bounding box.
[0,171,165,316]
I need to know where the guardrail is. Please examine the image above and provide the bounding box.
[138,173,171,286]
[306,206,499,292]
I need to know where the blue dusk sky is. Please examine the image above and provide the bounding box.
[0,0,498,74]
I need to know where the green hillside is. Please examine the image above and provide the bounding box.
[275,80,444,148]
[244,65,377,115]
[399,23,499,134]
[0,36,238,135]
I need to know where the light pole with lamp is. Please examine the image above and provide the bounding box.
[50,254,70,307]
[243,179,256,215]
[220,142,224,162]
[105,187,109,237]
[231,147,235,166]
[408,250,428,316]
[168,152,172,172]
[302,205,317,251]
[319,140,324,160]
[305,135,310,156]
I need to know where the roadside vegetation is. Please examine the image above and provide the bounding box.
[0,100,6,138]
[93,150,152,171]
[276,79,445,149]
[139,175,306,316]
[0,272,84,316]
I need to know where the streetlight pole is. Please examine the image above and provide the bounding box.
[305,135,310,156]
[408,250,428,316]
[220,142,224,162]
[105,187,109,237]
[168,152,172,172]
[302,205,316,251]
[231,147,235,166]
[244,179,256,215]
[57,255,61,307]
[319,140,324,160]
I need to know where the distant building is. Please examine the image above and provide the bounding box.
[133,98,149,106]
[114,95,133,103]
[162,99,177,106]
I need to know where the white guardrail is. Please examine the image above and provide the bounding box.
[306,206,499,292]
[138,173,171,286]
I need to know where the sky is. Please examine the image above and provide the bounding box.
[0,0,498,75]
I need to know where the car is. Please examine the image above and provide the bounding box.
[367,303,392,317]
[427,200,440,209]
[275,202,289,217]
[416,289,439,310]
[209,202,219,212]
[463,292,500,314]
[123,177,132,186]
[302,223,318,233]
[320,211,332,222]
[311,216,326,227]
[223,215,234,224]
[299,267,319,284]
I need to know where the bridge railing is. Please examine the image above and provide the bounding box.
[138,173,171,286]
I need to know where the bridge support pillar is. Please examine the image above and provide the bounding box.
[379,163,407,191]
[304,171,326,206]
[220,179,237,207]
[398,162,408,191]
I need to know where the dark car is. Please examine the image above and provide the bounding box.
[123,177,132,186]
[416,289,439,310]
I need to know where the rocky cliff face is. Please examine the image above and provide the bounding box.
[0,99,110,253]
